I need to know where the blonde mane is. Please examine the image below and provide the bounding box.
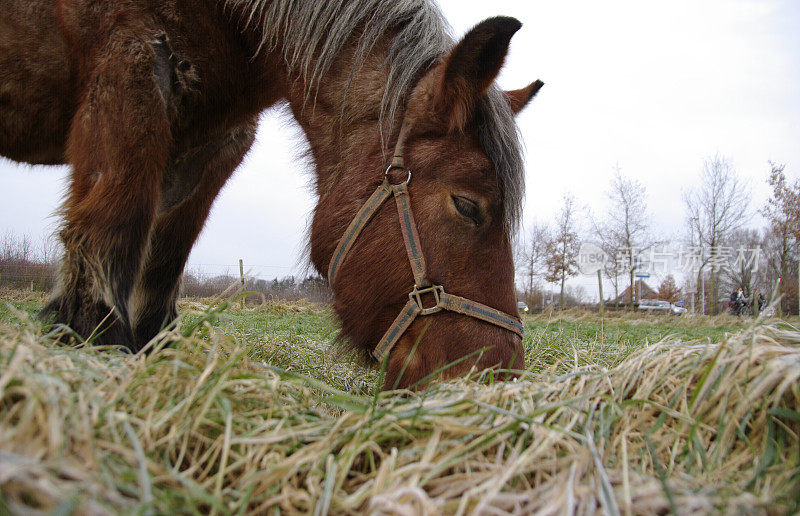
[223,0,525,227]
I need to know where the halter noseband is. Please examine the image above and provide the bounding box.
[327,124,524,363]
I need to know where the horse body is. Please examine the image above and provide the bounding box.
[3,0,278,344]
[1,0,74,164]
[0,0,541,389]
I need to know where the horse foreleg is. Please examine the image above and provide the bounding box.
[43,35,171,351]
[131,122,257,349]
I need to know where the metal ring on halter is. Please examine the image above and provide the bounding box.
[384,165,411,185]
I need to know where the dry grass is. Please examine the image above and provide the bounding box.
[0,298,799,514]
[0,287,46,304]
[529,306,768,328]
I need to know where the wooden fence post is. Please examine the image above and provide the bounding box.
[597,269,604,317]
[239,259,245,309]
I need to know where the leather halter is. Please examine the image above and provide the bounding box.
[327,123,524,363]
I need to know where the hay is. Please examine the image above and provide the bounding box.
[178,297,329,316]
[0,301,798,514]
[0,287,46,304]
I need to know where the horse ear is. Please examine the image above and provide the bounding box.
[505,80,544,114]
[435,16,522,130]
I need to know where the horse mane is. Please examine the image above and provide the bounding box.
[223,0,524,229]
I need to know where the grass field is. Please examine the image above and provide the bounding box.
[1,289,799,514]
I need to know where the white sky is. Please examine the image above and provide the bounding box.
[2,0,799,294]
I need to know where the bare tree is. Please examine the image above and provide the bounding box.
[545,194,580,308]
[684,154,750,314]
[762,228,799,315]
[761,162,800,315]
[593,167,652,309]
[515,221,550,308]
[602,255,621,302]
[720,228,764,299]
[567,285,587,306]
[1,231,33,263]
[38,234,61,266]
[0,232,59,291]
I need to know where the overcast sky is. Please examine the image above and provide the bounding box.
[2,0,798,294]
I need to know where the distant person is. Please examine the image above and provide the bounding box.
[737,288,745,315]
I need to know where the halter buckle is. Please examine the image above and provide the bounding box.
[409,284,444,315]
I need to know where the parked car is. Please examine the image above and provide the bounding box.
[638,299,686,315]
[671,304,688,315]
[517,301,529,314]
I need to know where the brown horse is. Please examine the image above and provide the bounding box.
[0,0,542,389]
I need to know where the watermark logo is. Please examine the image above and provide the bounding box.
[578,242,608,275]
[578,242,762,276]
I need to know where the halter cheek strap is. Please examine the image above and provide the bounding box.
[328,169,524,363]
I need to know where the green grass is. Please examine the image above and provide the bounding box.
[181,301,378,395]
[523,315,742,373]
[0,294,770,393]
[1,291,799,514]
[0,296,42,323]
[0,294,786,392]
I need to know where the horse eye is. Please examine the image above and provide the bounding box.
[451,195,483,226]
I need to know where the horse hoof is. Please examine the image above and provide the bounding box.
[40,298,138,352]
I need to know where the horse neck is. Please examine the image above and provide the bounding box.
[279,38,401,276]
[284,41,396,194]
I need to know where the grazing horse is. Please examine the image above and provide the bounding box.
[0,0,542,389]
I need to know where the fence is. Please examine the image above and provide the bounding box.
[0,258,331,305]
[0,262,58,292]
[180,268,332,305]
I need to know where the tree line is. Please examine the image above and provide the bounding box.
[0,232,332,304]
[516,157,800,315]
[181,271,332,304]
[0,233,59,291]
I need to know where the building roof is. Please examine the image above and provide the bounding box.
[611,279,657,304]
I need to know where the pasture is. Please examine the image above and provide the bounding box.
[0,289,798,514]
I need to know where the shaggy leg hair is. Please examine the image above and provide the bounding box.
[42,31,190,350]
[131,122,256,349]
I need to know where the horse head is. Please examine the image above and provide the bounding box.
[316,16,542,390]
